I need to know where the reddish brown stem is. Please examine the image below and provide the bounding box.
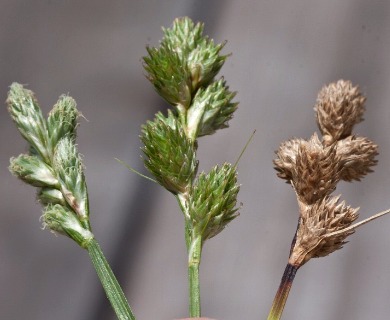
[267,263,299,320]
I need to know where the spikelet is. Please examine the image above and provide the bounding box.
[273,138,302,182]
[289,196,359,266]
[315,80,365,146]
[291,133,341,205]
[336,136,378,181]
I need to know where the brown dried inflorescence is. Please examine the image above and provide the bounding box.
[274,138,302,181]
[274,79,380,267]
[291,133,341,205]
[336,136,378,182]
[315,80,366,146]
[289,196,359,266]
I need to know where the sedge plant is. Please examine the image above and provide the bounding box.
[7,83,135,320]
[6,16,390,320]
[268,80,390,320]
[6,17,240,320]
[141,17,240,317]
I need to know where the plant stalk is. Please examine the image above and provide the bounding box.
[188,235,202,317]
[267,263,299,320]
[87,238,136,320]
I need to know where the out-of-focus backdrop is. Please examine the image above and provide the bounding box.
[1,1,390,319]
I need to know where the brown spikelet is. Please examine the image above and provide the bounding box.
[273,138,302,182]
[289,196,359,266]
[292,133,341,204]
[315,80,366,146]
[336,136,379,181]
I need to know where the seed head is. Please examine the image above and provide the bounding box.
[274,80,383,267]
[336,136,378,181]
[273,138,302,182]
[315,80,365,146]
[290,196,359,266]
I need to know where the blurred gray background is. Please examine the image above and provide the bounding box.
[1,1,390,319]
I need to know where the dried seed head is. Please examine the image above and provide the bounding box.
[289,196,359,266]
[273,80,385,268]
[315,80,365,145]
[292,133,341,204]
[273,138,303,181]
[336,136,379,181]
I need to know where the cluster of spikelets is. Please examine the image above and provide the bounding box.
[7,83,93,248]
[141,17,240,246]
[274,80,379,267]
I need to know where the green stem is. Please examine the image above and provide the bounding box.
[188,235,202,317]
[267,263,299,320]
[176,193,191,251]
[87,239,136,320]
